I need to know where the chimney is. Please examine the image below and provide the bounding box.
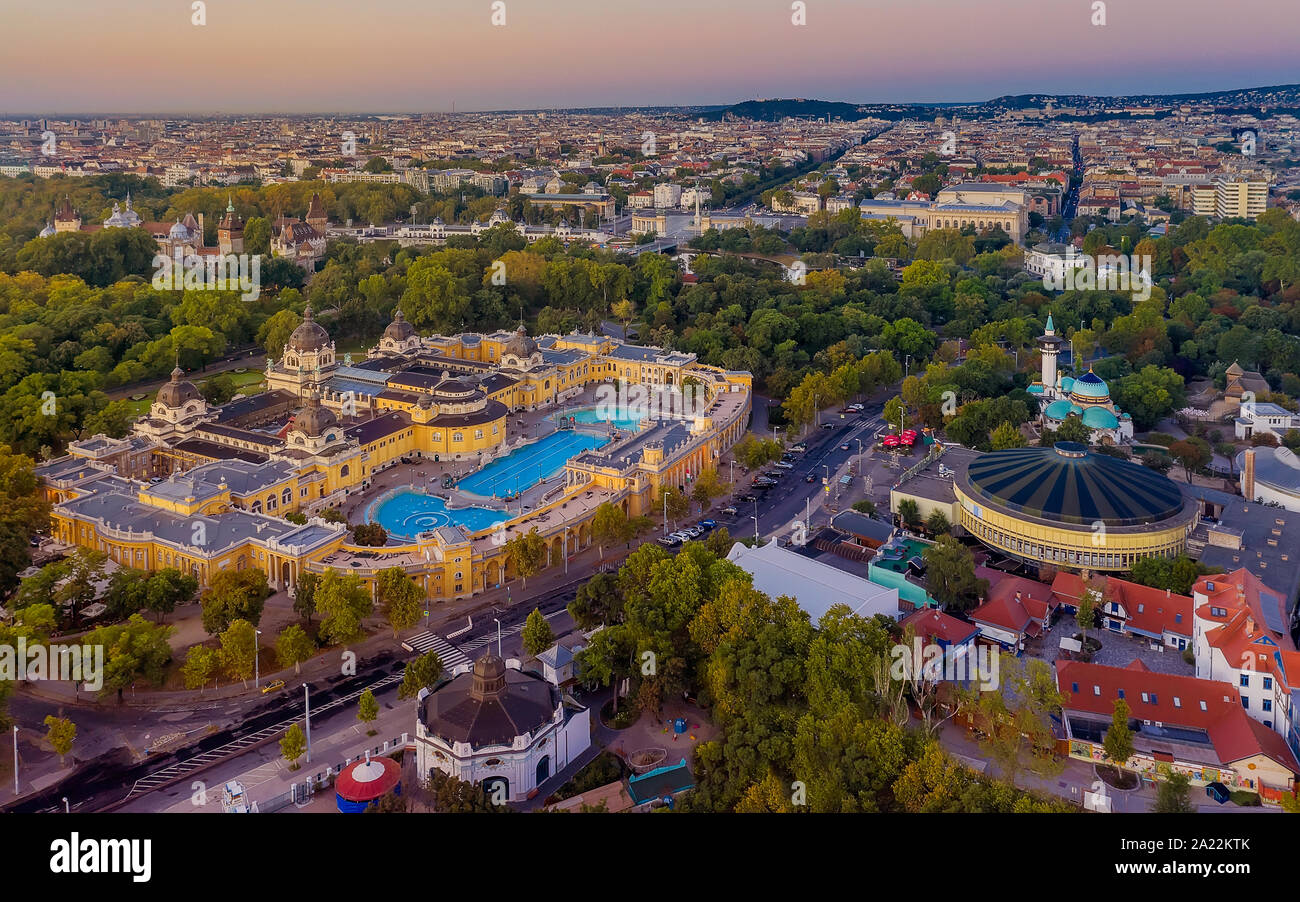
[1242,447,1256,501]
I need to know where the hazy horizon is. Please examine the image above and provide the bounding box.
[2,0,1298,115]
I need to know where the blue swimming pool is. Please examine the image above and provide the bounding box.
[373,492,509,539]
[457,430,607,497]
[554,406,644,432]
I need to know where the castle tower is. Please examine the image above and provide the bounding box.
[306,192,329,236]
[1038,312,1064,392]
[54,196,81,233]
[218,197,244,254]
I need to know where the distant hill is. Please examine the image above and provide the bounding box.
[701,84,1300,124]
[701,99,867,122]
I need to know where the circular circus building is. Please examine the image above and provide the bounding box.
[953,442,1199,572]
[335,753,402,813]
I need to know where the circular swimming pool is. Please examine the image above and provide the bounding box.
[372,492,509,539]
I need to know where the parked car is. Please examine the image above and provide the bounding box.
[790,443,807,453]
[658,536,680,547]
[739,494,757,503]
[721,507,738,516]
[820,422,836,430]
[774,461,794,469]
[700,519,717,530]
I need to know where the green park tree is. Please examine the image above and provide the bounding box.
[505,528,547,589]
[522,608,555,657]
[357,689,380,734]
[375,567,423,637]
[398,650,444,700]
[43,715,76,766]
[281,723,307,769]
[276,624,316,675]
[1104,698,1135,770]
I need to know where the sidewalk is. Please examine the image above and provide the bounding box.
[17,539,622,712]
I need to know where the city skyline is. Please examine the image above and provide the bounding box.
[3,0,1299,114]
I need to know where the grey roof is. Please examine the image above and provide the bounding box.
[172,439,268,464]
[540,348,585,365]
[1238,446,1300,492]
[36,457,109,484]
[59,482,302,556]
[331,364,392,385]
[1184,484,1300,614]
[574,420,690,470]
[215,390,297,425]
[197,423,283,448]
[606,344,693,365]
[345,412,412,445]
[537,644,574,669]
[830,509,895,543]
[325,376,386,398]
[184,458,296,496]
[418,661,559,747]
[478,373,518,395]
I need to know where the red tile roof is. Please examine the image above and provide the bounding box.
[898,607,979,646]
[1056,659,1299,774]
[1194,569,1298,692]
[969,568,1057,634]
[1052,572,1192,638]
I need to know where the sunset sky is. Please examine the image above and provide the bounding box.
[3,0,1298,113]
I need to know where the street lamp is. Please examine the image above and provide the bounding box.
[254,628,262,689]
[63,797,69,813]
[494,618,503,657]
[752,498,760,541]
[12,725,18,796]
[304,683,312,763]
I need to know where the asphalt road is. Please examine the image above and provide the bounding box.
[724,404,887,542]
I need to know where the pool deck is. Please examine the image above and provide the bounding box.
[343,385,633,539]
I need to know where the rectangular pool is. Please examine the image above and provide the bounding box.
[457,430,607,497]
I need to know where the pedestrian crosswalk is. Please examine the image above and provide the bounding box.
[459,627,519,653]
[401,632,471,668]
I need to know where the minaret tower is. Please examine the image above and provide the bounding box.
[1038,312,1064,392]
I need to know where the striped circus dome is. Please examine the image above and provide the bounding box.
[962,442,1185,527]
[335,754,402,813]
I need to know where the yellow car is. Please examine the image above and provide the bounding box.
[261,679,286,695]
